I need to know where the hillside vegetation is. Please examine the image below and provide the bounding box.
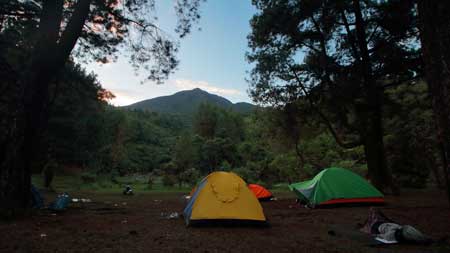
[123,88,255,124]
[22,69,440,191]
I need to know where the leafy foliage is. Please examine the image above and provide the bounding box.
[0,0,206,207]
[247,0,423,191]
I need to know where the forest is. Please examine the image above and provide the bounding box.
[1,0,447,196]
[1,55,440,191]
[0,0,449,251]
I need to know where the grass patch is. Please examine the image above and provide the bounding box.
[32,174,293,195]
[270,183,291,193]
[32,174,192,194]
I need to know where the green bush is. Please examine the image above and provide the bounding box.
[162,174,177,187]
[180,168,201,187]
[269,153,298,182]
[300,163,316,179]
[231,167,251,183]
[220,161,232,171]
[80,172,96,184]
[95,180,116,189]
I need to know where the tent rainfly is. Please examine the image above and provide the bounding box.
[248,184,273,201]
[184,171,267,226]
[289,167,384,207]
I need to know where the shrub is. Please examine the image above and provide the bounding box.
[80,172,96,184]
[162,174,177,187]
[180,168,201,187]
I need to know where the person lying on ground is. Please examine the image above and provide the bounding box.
[361,208,432,244]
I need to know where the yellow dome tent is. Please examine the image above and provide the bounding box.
[183,171,266,226]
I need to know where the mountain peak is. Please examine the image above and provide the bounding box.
[123,88,255,116]
[176,87,208,95]
[183,88,209,94]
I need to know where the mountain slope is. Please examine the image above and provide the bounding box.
[232,102,256,114]
[123,88,255,115]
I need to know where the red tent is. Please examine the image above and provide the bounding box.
[248,184,273,200]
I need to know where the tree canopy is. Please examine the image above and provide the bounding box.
[0,0,205,209]
[247,0,421,191]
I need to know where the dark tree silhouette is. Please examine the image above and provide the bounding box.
[0,0,204,209]
[418,0,450,204]
[247,0,421,192]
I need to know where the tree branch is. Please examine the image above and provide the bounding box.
[379,75,423,90]
[107,9,160,32]
[289,66,362,149]
[366,23,380,44]
[57,0,93,63]
[339,8,361,61]
[0,11,38,19]
[310,15,336,87]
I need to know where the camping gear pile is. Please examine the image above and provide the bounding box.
[49,193,71,211]
[30,185,77,211]
[31,184,44,209]
[123,185,134,195]
[71,198,92,203]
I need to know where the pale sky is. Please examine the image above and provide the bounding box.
[82,0,257,106]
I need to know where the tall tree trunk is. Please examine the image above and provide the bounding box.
[0,0,64,210]
[0,0,92,209]
[0,57,24,211]
[418,0,450,204]
[425,143,443,188]
[353,0,393,192]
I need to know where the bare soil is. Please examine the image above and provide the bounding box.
[1,190,449,253]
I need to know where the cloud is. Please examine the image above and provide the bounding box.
[108,89,144,106]
[172,79,242,96]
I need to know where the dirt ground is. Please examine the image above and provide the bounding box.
[1,190,449,253]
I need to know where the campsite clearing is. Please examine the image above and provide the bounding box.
[1,190,449,253]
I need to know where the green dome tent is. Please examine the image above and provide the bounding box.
[289,167,384,207]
